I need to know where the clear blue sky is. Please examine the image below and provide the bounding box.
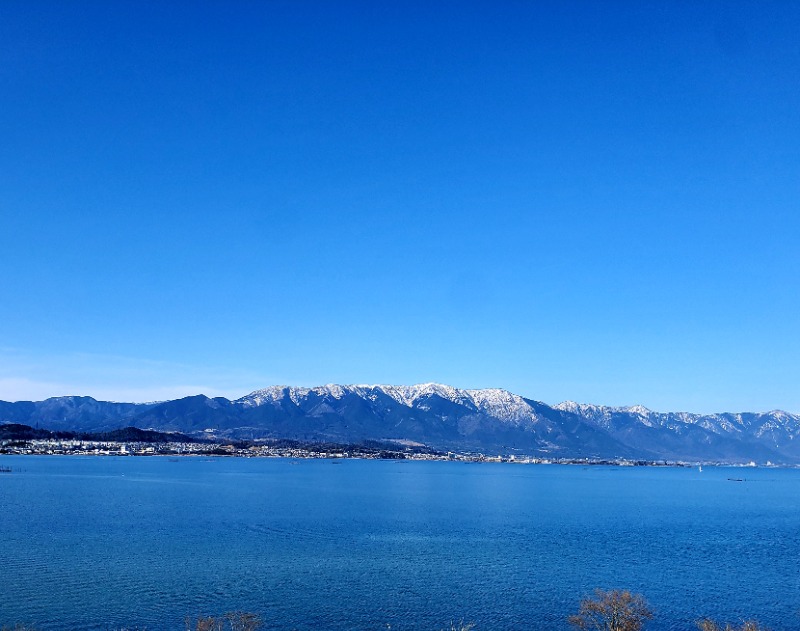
[1,1,798,412]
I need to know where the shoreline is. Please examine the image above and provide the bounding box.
[0,444,789,468]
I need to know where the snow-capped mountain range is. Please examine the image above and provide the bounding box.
[2,383,799,463]
[241,383,538,425]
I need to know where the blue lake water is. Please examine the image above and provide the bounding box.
[1,456,798,630]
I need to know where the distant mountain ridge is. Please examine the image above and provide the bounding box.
[2,383,799,463]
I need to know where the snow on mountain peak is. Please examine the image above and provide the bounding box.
[237,385,289,407]
[766,410,795,421]
[555,400,602,414]
[619,404,652,416]
[465,388,535,423]
[554,401,614,426]
[239,384,356,407]
[236,382,540,425]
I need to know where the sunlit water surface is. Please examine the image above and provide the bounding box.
[1,457,798,630]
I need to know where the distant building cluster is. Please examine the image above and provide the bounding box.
[0,436,712,466]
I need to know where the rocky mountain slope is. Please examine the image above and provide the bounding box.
[2,383,798,463]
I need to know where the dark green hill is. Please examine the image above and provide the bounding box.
[0,423,198,443]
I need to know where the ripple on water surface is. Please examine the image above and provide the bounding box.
[1,457,798,630]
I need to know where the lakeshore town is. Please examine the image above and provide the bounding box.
[0,435,769,467]
[0,436,592,463]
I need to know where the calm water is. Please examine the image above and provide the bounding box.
[1,457,798,630]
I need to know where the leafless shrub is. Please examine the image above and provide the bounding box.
[697,619,769,631]
[568,589,654,631]
[184,612,262,631]
[225,611,263,631]
[186,616,224,631]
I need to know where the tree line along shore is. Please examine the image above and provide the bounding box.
[0,423,741,466]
